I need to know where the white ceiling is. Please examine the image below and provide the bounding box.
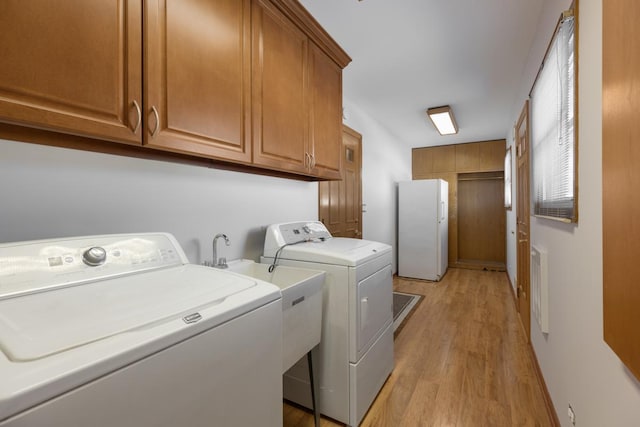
[299,0,545,148]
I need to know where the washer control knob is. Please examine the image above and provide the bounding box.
[83,247,107,266]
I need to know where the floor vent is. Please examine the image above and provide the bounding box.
[531,245,549,333]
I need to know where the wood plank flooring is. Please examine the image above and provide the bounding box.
[283,268,552,426]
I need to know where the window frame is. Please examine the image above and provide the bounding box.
[529,5,579,223]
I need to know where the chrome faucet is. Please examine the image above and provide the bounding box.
[212,233,230,269]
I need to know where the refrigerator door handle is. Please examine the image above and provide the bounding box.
[440,200,446,221]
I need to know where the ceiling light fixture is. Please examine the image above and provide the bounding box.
[427,106,458,135]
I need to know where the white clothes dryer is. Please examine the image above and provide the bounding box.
[262,221,394,426]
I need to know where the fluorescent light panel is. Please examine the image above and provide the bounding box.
[427,106,458,135]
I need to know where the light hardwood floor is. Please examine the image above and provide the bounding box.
[283,268,552,426]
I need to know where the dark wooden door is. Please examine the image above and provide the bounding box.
[319,126,362,238]
[144,0,251,162]
[0,0,142,144]
[516,100,531,341]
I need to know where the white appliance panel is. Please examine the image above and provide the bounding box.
[264,222,390,266]
[273,261,350,423]
[355,265,393,361]
[398,179,448,281]
[0,233,186,300]
[349,323,394,426]
[0,266,258,361]
[0,301,282,427]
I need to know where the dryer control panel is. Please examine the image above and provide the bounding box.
[0,233,187,300]
[263,221,332,256]
[278,221,331,244]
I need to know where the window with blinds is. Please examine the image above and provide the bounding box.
[530,11,577,222]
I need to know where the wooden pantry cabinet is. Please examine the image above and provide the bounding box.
[0,0,350,180]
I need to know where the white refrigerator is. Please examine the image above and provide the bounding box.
[398,179,448,281]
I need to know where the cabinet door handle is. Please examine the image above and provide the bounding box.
[310,154,316,169]
[131,100,141,134]
[305,152,311,169]
[150,106,160,137]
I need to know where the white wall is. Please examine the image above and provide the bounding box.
[507,0,640,425]
[0,105,409,271]
[0,139,317,263]
[343,99,412,272]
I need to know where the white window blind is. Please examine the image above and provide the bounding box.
[530,14,576,222]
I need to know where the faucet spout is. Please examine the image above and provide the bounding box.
[212,233,230,269]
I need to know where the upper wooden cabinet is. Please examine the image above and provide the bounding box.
[0,0,350,180]
[455,140,505,172]
[431,145,456,173]
[0,0,142,145]
[144,0,252,162]
[252,0,309,174]
[252,0,349,179]
[309,43,343,180]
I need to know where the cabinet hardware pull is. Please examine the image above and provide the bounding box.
[150,106,160,137]
[305,152,310,168]
[131,100,141,134]
[310,154,316,169]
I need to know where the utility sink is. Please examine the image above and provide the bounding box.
[227,260,325,373]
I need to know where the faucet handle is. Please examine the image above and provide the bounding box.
[217,257,228,269]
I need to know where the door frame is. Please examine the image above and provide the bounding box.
[515,100,531,341]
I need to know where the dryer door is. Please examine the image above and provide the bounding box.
[354,265,392,361]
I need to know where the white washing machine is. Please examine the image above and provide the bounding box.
[0,233,282,427]
[262,221,393,426]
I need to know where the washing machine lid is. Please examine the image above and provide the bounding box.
[0,265,261,362]
[276,237,391,266]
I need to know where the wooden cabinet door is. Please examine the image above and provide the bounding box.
[252,0,309,175]
[0,0,142,144]
[144,0,251,162]
[603,0,640,380]
[431,145,456,173]
[455,143,480,172]
[308,43,342,180]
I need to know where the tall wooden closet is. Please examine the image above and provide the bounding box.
[412,139,506,270]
